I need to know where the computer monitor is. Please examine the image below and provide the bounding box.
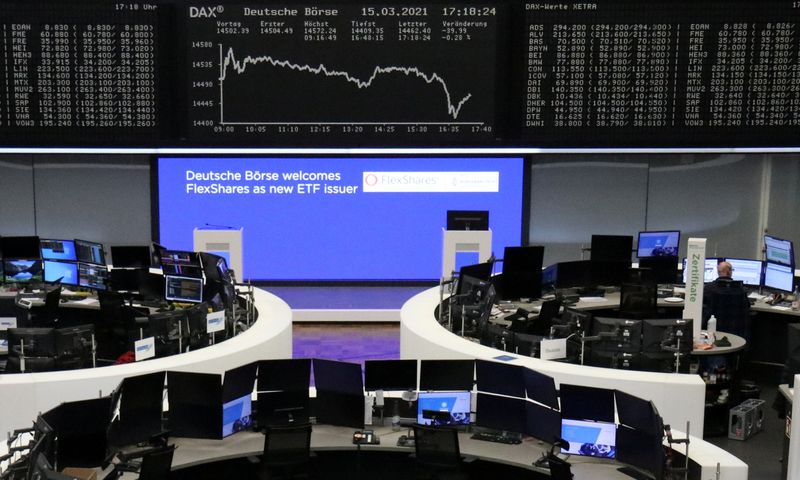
[78,263,108,290]
[475,393,526,433]
[475,360,525,398]
[561,418,617,459]
[637,231,680,258]
[417,391,471,427]
[559,384,615,423]
[765,234,794,267]
[591,235,633,263]
[167,371,223,439]
[223,362,258,404]
[110,245,151,269]
[108,371,166,447]
[544,260,592,289]
[682,257,721,284]
[160,250,203,277]
[638,257,678,285]
[75,239,105,265]
[222,394,252,437]
[40,239,77,262]
[763,261,794,293]
[641,318,693,354]
[617,426,665,480]
[312,358,364,396]
[3,258,43,283]
[455,262,494,295]
[199,252,231,283]
[257,359,311,392]
[148,310,188,357]
[446,210,489,231]
[591,317,642,353]
[257,390,310,426]
[364,359,417,391]
[523,368,559,409]
[501,246,544,300]
[726,258,763,287]
[164,275,204,303]
[54,324,94,370]
[419,359,474,391]
[524,401,561,443]
[615,390,660,434]
[0,236,41,259]
[43,260,78,286]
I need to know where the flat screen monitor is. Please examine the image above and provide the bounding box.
[0,236,41,259]
[313,358,364,396]
[419,359,474,391]
[43,260,78,286]
[641,319,693,354]
[78,263,108,290]
[475,360,525,398]
[765,234,794,267]
[591,317,642,353]
[165,275,204,303]
[524,401,561,443]
[561,418,617,459]
[446,210,489,231]
[54,324,94,369]
[615,390,659,434]
[7,327,55,357]
[40,239,77,262]
[547,260,592,289]
[682,257,721,284]
[637,231,680,258]
[110,246,151,269]
[364,359,417,391]
[108,371,166,447]
[764,261,794,293]
[158,156,525,282]
[559,384,615,423]
[167,371,223,439]
[160,250,203,277]
[257,359,311,392]
[617,426,665,480]
[500,246,544,300]
[257,390,310,426]
[222,394,252,438]
[638,257,678,285]
[455,262,494,295]
[75,239,105,265]
[726,258,763,287]
[223,362,258,402]
[523,369,559,409]
[3,259,43,283]
[591,235,633,263]
[417,391,471,427]
[475,393,526,433]
[199,252,230,283]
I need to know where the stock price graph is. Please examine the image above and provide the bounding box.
[186,3,500,144]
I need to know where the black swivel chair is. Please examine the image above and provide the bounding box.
[705,281,750,340]
[619,281,657,319]
[261,423,313,480]
[412,424,466,480]
[547,454,574,480]
[20,286,62,328]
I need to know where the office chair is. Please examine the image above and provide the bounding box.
[412,424,466,480]
[547,454,574,480]
[23,286,62,328]
[619,281,657,319]
[261,422,313,480]
[529,299,561,335]
[98,291,148,359]
[706,282,750,339]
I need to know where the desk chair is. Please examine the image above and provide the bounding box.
[98,291,148,359]
[530,299,561,335]
[547,454,573,480]
[706,282,750,340]
[261,423,313,480]
[412,424,467,480]
[619,282,657,319]
[20,286,62,328]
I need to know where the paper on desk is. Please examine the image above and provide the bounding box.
[748,292,766,300]
[578,297,609,303]
[772,305,792,311]
[72,298,99,306]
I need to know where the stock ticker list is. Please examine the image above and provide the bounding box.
[186,3,500,144]
[0,3,159,143]
[523,0,800,147]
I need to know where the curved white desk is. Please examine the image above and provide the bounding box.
[400,287,747,480]
[0,288,292,438]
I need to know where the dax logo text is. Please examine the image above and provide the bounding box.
[189,6,223,18]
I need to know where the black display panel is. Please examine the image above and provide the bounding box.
[313,358,364,395]
[475,360,525,398]
[559,383,615,423]
[419,359,474,391]
[520,0,800,147]
[476,393,526,433]
[0,1,162,145]
[185,3,503,145]
[364,359,417,391]
[257,358,311,391]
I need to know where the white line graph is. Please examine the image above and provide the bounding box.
[217,45,479,125]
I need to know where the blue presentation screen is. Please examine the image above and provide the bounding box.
[157,157,525,281]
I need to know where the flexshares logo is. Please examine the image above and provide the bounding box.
[136,343,153,353]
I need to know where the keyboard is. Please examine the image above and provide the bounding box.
[618,466,654,480]
[470,432,522,445]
